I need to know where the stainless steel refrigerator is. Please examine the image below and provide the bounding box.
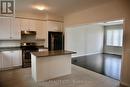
[48,31,64,51]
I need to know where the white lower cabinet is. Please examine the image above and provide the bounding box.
[12,50,22,67]
[2,51,12,69]
[0,50,22,70]
[0,53,3,70]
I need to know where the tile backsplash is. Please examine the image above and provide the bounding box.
[0,40,20,47]
[0,40,45,47]
[21,34,36,43]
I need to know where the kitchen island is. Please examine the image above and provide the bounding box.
[31,50,76,82]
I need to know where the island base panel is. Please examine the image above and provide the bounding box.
[31,54,71,82]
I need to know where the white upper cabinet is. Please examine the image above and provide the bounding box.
[20,18,30,31]
[47,21,63,32]
[11,18,21,40]
[20,19,37,31]
[43,21,63,47]
[20,18,36,31]
[0,17,11,40]
[19,19,46,39]
[28,19,36,31]
[35,20,47,39]
[0,17,21,40]
[0,17,63,40]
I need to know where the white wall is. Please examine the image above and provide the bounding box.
[65,24,104,57]
[65,26,86,57]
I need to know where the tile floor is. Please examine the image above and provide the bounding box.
[0,64,120,87]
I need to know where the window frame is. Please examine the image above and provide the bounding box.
[104,27,123,47]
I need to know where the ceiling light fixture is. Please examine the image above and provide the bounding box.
[97,20,124,26]
[105,20,124,24]
[34,5,45,11]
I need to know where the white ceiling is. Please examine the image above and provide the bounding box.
[15,0,113,16]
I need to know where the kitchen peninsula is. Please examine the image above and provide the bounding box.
[31,50,76,82]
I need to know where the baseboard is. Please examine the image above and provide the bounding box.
[103,52,122,56]
[85,52,103,56]
[0,66,22,71]
[72,52,103,58]
[120,82,130,87]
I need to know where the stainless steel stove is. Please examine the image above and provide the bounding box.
[21,42,38,68]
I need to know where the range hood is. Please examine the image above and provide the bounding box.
[21,31,36,35]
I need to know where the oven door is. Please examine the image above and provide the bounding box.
[22,48,38,68]
[22,50,31,68]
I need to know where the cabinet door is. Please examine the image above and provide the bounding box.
[0,17,11,40]
[12,50,22,67]
[2,51,12,68]
[11,18,21,40]
[47,21,63,32]
[20,19,30,31]
[20,19,37,31]
[45,21,63,47]
[54,22,63,32]
[35,21,46,39]
[0,53,3,70]
[28,19,36,31]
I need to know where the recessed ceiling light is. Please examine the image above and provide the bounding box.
[105,20,124,24]
[34,5,45,11]
[97,20,124,26]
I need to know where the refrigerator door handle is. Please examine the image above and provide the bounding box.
[51,35,54,50]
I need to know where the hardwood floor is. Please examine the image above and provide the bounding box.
[72,53,122,80]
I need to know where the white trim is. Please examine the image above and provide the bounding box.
[103,52,122,56]
[120,81,130,87]
[72,52,102,58]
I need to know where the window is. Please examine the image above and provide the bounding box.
[106,29,123,46]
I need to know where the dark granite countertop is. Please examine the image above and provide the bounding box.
[31,50,76,57]
[0,46,21,51]
[36,45,48,49]
[0,46,48,52]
